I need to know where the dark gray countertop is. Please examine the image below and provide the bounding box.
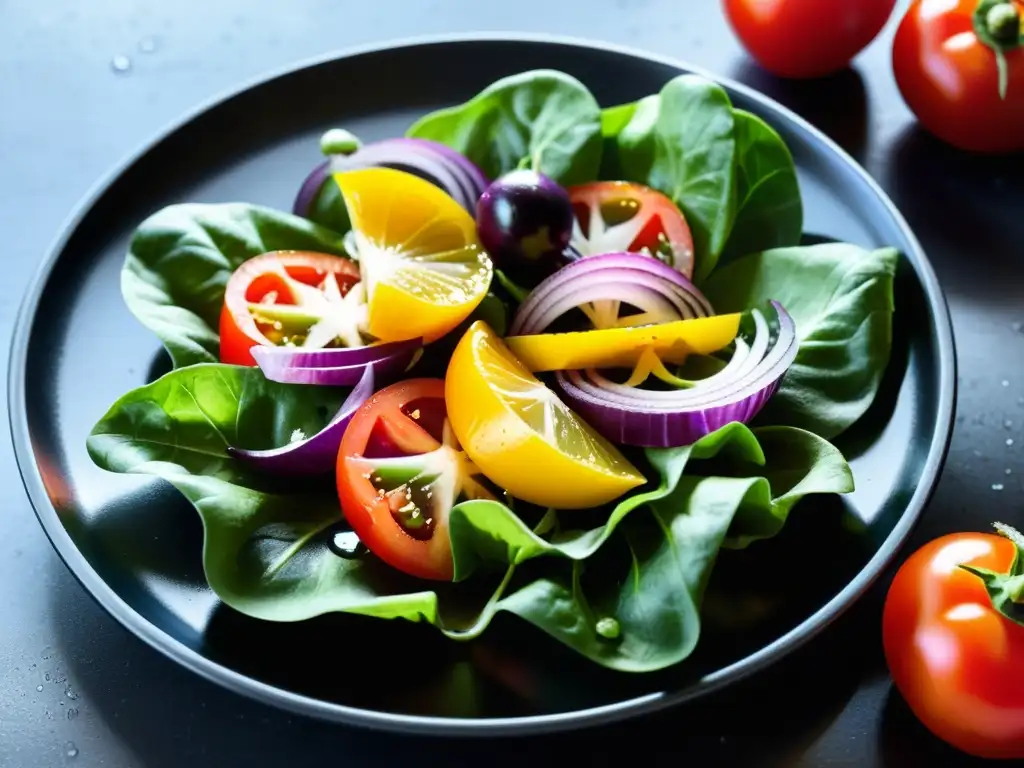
[2,1,1022,766]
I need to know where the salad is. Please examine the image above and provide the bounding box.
[88,69,898,672]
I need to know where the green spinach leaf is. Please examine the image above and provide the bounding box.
[596,98,645,180]
[123,203,348,369]
[89,369,852,672]
[456,423,851,669]
[614,75,737,283]
[406,70,603,185]
[703,243,899,439]
[721,110,803,263]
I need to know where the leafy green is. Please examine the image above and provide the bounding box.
[597,98,645,180]
[95,68,884,673]
[613,75,738,283]
[720,110,802,263]
[704,243,899,439]
[406,70,603,185]
[88,367,853,671]
[304,169,351,234]
[122,203,348,369]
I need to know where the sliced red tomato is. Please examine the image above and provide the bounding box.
[568,182,695,278]
[336,378,494,581]
[219,251,361,366]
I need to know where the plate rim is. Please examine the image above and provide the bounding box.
[8,31,957,737]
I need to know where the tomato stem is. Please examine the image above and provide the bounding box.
[987,2,1022,44]
[994,521,1024,550]
[974,0,1022,100]
[959,522,1024,626]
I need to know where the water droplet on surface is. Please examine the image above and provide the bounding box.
[1007,438,1015,447]
[64,686,78,700]
[110,55,132,73]
[1013,322,1023,333]
[138,36,157,53]
[44,672,51,681]
[327,529,367,559]
[1006,420,1014,428]
[1006,468,1013,475]
[1003,380,1011,387]
[974,449,984,458]
[65,741,78,758]
[66,707,79,720]
[993,483,1005,491]
[35,685,43,692]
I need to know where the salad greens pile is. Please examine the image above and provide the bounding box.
[89,69,897,672]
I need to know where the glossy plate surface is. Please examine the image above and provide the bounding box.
[9,35,956,736]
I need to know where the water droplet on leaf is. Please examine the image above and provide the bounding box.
[595,617,621,640]
[328,529,367,559]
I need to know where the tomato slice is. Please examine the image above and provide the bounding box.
[219,251,362,366]
[336,378,494,581]
[568,182,695,278]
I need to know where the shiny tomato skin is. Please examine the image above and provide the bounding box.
[883,532,1024,759]
[724,0,897,78]
[336,379,454,582]
[568,181,695,278]
[892,0,1024,153]
[219,251,360,366]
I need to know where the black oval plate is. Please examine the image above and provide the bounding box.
[9,35,956,736]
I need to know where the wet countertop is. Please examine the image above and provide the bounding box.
[2,1,1022,765]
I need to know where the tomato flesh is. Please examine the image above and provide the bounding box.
[724,0,897,78]
[336,379,493,581]
[219,251,361,366]
[893,0,1024,153]
[568,181,695,278]
[883,532,1024,758]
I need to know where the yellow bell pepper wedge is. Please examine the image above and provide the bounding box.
[504,313,741,373]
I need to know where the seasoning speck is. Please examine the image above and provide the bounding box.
[993,483,1005,491]
[1007,438,1015,447]
[1006,468,1013,475]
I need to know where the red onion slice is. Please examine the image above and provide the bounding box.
[251,339,421,386]
[293,136,489,218]
[556,301,798,448]
[510,252,713,337]
[228,365,376,475]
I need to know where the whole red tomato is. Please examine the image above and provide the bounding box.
[893,0,1024,153]
[882,525,1024,759]
[724,0,898,78]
